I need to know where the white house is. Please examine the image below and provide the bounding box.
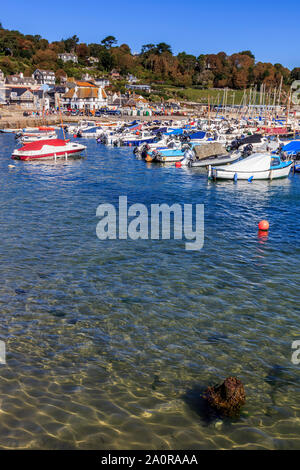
[88,56,99,65]
[126,84,151,93]
[6,72,36,86]
[94,77,110,88]
[32,69,56,86]
[58,53,78,63]
[6,87,35,108]
[61,80,108,110]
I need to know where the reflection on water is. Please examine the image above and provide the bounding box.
[0,134,299,449]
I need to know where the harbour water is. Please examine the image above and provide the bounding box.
[0,133,299,449]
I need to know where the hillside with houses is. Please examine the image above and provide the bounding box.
[0,22,299,115]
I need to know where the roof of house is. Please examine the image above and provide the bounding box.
[77,88,98,99]
[59,52,77,57]
[6,75,36,84]
[34,69,55,75]
[63,88,75,99]
[9,87,34,98]
[76,81,97,88]
[63,88,99,99]
[48,86,66,94]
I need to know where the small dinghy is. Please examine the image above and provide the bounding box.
[208,153,293,181]
[12,139,86,161]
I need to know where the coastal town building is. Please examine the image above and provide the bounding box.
[58,52,78,63]
[5,73,36,86]
[110,69,122,80]
[6,87,35,108]
[126,84,151,93]
[94,77,110,88]
[32,89,50,111]
[44,85,66,108]
[108,92,128,107]
[87,57,99,65]
[32,69,56,86]
[61,80,108,110]
[127,74,139,84]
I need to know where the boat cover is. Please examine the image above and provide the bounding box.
[217,153,271,172]
[239,134,263,144]
[189,131,206,140]
[19,139,69,151]
[165,129,183,135]
[281,140,300,155]
[193,142,225,160]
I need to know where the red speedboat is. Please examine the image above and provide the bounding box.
[12,139,86,161]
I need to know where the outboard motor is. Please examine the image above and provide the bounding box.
[141,144,150,158]
[243,143,253,157]
[180,148,195,166]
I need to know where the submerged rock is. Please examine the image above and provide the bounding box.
[203,376,246,417]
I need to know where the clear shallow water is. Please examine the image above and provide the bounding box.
[0,133,299,450]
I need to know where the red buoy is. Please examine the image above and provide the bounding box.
[258,220,269,231]
[175,161,182,168]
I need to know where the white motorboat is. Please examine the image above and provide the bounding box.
[20,133,57,143]
[208,153,293,180]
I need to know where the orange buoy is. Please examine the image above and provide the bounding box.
[175,161,182,168]
[258,220,269,231]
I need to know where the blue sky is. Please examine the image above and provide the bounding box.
[1,0,299,69]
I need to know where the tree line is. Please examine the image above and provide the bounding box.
[0,23,299,91]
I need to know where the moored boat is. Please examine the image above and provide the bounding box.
[12,139,86,161]
[20,133,57,143]
[208,153,293,181]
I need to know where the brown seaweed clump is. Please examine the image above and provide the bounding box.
[203,376,246,417]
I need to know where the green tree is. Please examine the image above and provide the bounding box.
[62,35,79,52]
[101,36,117,49]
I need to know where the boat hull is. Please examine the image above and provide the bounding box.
[12,148,84,161]
[190,153,240,167]
[211,163,292,180]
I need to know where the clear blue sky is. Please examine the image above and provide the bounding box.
[1,0,299,69]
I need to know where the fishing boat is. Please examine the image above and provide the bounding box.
[208,153,293,181]
[12,139,86,161]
